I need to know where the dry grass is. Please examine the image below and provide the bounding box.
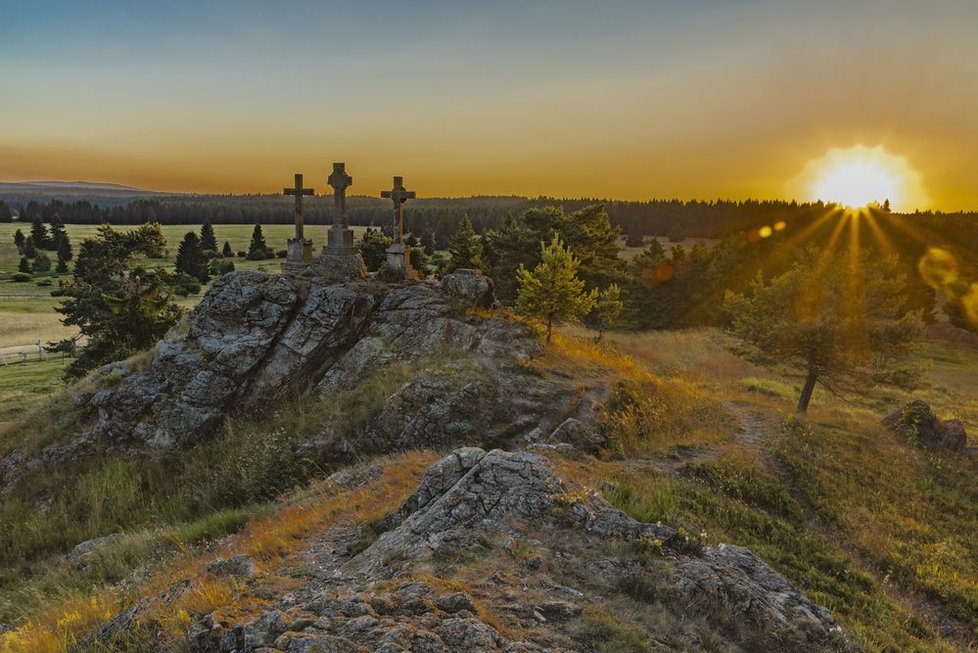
[0,451,436,652]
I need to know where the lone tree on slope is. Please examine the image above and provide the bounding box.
[516,235,597,342]
[724,247,921,413]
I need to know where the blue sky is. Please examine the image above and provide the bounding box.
[1,0,976,207]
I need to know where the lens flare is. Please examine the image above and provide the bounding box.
[917,247,959,292]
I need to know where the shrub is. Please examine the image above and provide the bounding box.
[11,272,32,282]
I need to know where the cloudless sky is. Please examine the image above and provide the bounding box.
[1,0,976,209]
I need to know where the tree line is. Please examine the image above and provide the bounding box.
[4,196,977,258]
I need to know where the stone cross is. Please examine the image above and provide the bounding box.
[284,173,314,241]
[327,162,353,227]
[380,176,416,244]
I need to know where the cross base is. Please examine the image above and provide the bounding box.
[305,250,368,283]
[385,243,419,281]
[282,238,313,273]
[325,225,356,255]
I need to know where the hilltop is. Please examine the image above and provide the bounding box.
[0,270,976,651]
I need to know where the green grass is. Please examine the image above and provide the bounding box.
[0,359,71,427]
[589,326,978,651]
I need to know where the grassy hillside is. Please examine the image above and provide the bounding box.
[0,323,975,651]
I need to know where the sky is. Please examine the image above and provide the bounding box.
[1,0,976,209]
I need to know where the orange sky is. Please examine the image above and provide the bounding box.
[1,1,976,210]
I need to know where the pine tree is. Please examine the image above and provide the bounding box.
[23,235,37,258]
[56,234,73,273]
[0,200,11,223]
[57,223,181,378]
[222,240,234,258]
[30,216,50,250]
[48,215,68,252]
[420,231,436,255]
[175,232,209,282]
[515,235,597,342]
[357,228,392,271]
[584,284,623,342]
[13,228,25,253]
[31,253,51,273]
[247,224,268,259]
[447,215,483,272]
[18,256,31,273]
[724,248,921,413]
[200,220,218,252]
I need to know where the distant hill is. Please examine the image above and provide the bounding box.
[0,180,173,209]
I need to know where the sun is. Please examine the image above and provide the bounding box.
[789,145,927,211]
[812,159,898,209]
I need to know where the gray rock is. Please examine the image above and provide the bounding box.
[68,532,123,563]
[883,400,968,452]
[206,554,258,579]
[439,270,495,308]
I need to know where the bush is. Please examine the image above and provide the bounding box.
[275,249,287,259]
[209,259,235,276]
[35,279,53,287]
[11,272,32,282]
[236,251,247,258]
[170,272,202,297]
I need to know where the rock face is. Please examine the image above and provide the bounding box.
[89,449,847,652]
[883,400,968,452]
[86,271,572,451]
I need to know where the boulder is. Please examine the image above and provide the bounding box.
[883,400,968,452]
[439,270,494,308]
[85,271,560,452]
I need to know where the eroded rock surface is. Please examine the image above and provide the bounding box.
[93,449,847,652]
[85,271,570,452]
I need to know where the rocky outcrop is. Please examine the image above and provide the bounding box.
[83,271,572,451]
[883,400,968,452]
[89,449,847,652]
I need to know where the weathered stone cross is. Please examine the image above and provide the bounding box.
[380,176,416,245]
[327,162,353,228]
[283,173,314,241]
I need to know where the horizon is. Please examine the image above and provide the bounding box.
[2,1,977,210]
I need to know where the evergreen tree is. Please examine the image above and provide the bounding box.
[222,240,234,258]
[515,235,597,342]
[420,231,436,255]
[31,253,51,273]
[23,235,37,258]
[175,232,209,282]
[48,215,68,252]
[30,216,50,250]
[0,200,11,223]
[57,233,73,263]
[200,220,218,252]
[584,284,623,342]
[447,215,483,272]
[56,224,181,378]
[13,228,25,253]
[247,224,268,259]
[18,256,31,273]
[724,248,921,413]
[357,227,392,271]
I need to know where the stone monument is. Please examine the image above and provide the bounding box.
[282,173,314,273]
[306,162,367,281]
[380,175,417,279]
